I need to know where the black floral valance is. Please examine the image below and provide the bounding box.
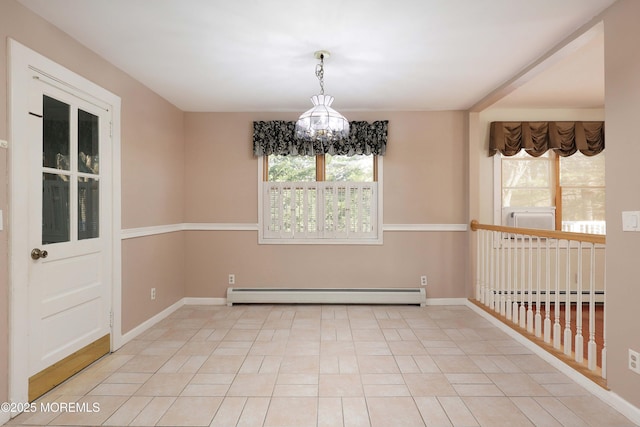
[253,120,388,156]
[489,121,604,157]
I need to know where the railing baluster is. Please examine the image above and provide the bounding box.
[485,230,490,305]
[519,234,526,328]
[527,235,534,334]
[483,230,488,304]
[575,242,584,363]
[489,231,496,311]
[476,229,482,302]
[512,233,519,324]
[564,240,572,357]
[553,239,561,349]
[506,231,512,321]
[544,237,551,343]
[500,232,506,316]
[482,230,487,304]
[535,236,542,338]
[602,264,607,379]
[588,242,597,371]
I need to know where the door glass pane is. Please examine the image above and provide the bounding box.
[42,173,70,244]
[43,96,70,170]
[78,109,99,174]
[78,178,99,240]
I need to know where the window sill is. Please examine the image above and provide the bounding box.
[258,236,383,245]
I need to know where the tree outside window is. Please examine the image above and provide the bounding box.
[267,154,375,182]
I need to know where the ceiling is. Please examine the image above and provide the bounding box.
[18,0,611,112]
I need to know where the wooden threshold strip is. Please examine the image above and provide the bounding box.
[468,299,607,390]
[28,334,110,402]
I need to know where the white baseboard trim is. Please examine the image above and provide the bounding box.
[118,299,185,346]
[425,298,468,305]
[465,300,640,425]
[183,297,227,305]
[1,411,10,425]
[116,297,226,347]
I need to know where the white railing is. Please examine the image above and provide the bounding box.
[263,182,378,240]
[471,220,606,382]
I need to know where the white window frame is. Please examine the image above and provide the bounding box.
[258,156,383,244]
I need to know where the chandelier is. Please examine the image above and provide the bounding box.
[295,50,350,143]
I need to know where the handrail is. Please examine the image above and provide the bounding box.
[470,220,605,245]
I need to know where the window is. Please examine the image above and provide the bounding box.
[259,154,381,243]
[253,120,387,243]
[266,154,374,182]
[499,151,605,234]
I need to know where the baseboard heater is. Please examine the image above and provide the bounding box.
[226,287,426,306]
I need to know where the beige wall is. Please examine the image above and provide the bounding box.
[183,111,469,298]
[120,83,185,229]
[122,233,185,332]
[603,0,640,408]
[0,0,186,403]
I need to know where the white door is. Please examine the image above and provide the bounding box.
[27,79,112,378]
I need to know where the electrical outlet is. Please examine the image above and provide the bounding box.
[629,349,640,374]
[228,274,235,285]
[150,288,156,300]
[420,275,427,286]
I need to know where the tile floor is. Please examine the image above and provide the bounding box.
[5,304,638,426]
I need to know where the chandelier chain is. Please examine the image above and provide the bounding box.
[315,54,325,95]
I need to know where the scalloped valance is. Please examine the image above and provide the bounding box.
[253,120,388,156]
[490,121,604,157]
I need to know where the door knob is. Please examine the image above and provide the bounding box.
[31,248,48,260]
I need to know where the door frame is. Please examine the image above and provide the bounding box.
[8,39,122,405]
